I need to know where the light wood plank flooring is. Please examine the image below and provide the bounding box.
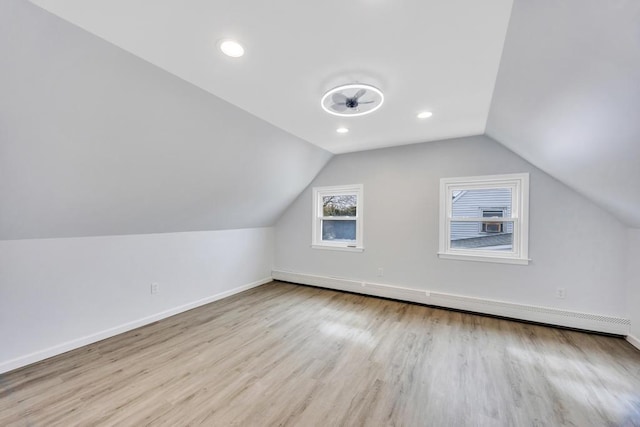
[1,281,639,426]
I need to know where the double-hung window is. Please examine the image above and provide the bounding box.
[312,184,363,251]
[439,173,529,264]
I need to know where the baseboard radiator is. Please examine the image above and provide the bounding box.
[272,270,630,336]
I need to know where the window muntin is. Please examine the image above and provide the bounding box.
[439,174,529,264]
[312,185,363,251]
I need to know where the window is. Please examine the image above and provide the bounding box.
[439,173,529,264]
[312,184,363,251]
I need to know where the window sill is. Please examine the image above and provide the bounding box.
[437,252,530,265]
[312,245,364,253]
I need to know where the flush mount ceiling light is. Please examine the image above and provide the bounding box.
[219,39,245,57]
[336,127,349,134]
[321,83,384,117]
[417,111,433,119]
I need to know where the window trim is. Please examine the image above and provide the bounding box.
[438,173,530,265]
[312,184,364,252]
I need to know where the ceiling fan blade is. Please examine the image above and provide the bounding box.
[332,93,347,104]
[353,89,366,99]
[331,103,348,112]
[358,100,375,104]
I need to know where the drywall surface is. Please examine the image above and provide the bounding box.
[0,228,273,372]
[628,229,640,340]
[487,0,640,227]
[29,0,513,154]
[0,0,331,239]
[275,136,628,318]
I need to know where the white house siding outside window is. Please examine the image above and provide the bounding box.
[439,173,529,265]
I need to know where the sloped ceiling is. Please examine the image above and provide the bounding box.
[0,0,331,240]
[27,0,514,154]
[2,0,639,238]
[487,0,640,227]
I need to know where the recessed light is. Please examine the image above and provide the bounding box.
[417,111,433,119]
[219,39,245,58]
[336,127,349,134]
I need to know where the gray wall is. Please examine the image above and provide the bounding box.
[628,229,640,340]
[0,0,332,240]
[275,136,628,317]
[487,0,640,227]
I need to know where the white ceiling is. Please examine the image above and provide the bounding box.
[1,0,331,239]
[15,0,640,229]
[487,0,640,227]
[28,0,513,154]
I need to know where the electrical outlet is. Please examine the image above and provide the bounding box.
[555,288,566,299]
[151,282,159,294]
[377,268,384,277]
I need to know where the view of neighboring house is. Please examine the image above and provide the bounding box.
[450,188,513,250]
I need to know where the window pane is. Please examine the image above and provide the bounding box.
[322,195,357,217]
[451,188,512,219]
[322,220,356,242]
[450,221,513,251]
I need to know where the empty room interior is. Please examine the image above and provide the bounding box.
[1,0,640,425]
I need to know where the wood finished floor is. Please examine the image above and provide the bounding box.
[1,281,639,427]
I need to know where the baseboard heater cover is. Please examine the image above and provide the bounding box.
[272,270,630,336]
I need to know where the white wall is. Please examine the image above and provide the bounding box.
[0,228,273,373]
[275,136,629,319]
[628,229,640,343]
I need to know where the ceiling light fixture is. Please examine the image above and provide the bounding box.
[336,127,349,134]
[417,111,433,119]
[321,83,384,117]
[219,39,245,57]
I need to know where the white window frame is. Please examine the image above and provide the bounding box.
[438,173,530,265]
[312,184,364,252]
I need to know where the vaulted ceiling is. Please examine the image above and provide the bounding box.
[0,0,331,239]
[487,0,640,228]
[2,0,639,239]
[28,0,514,154]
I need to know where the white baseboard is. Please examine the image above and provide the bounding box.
[627,334,640,351]
[272,270,630,336]
[0,277,271,375]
